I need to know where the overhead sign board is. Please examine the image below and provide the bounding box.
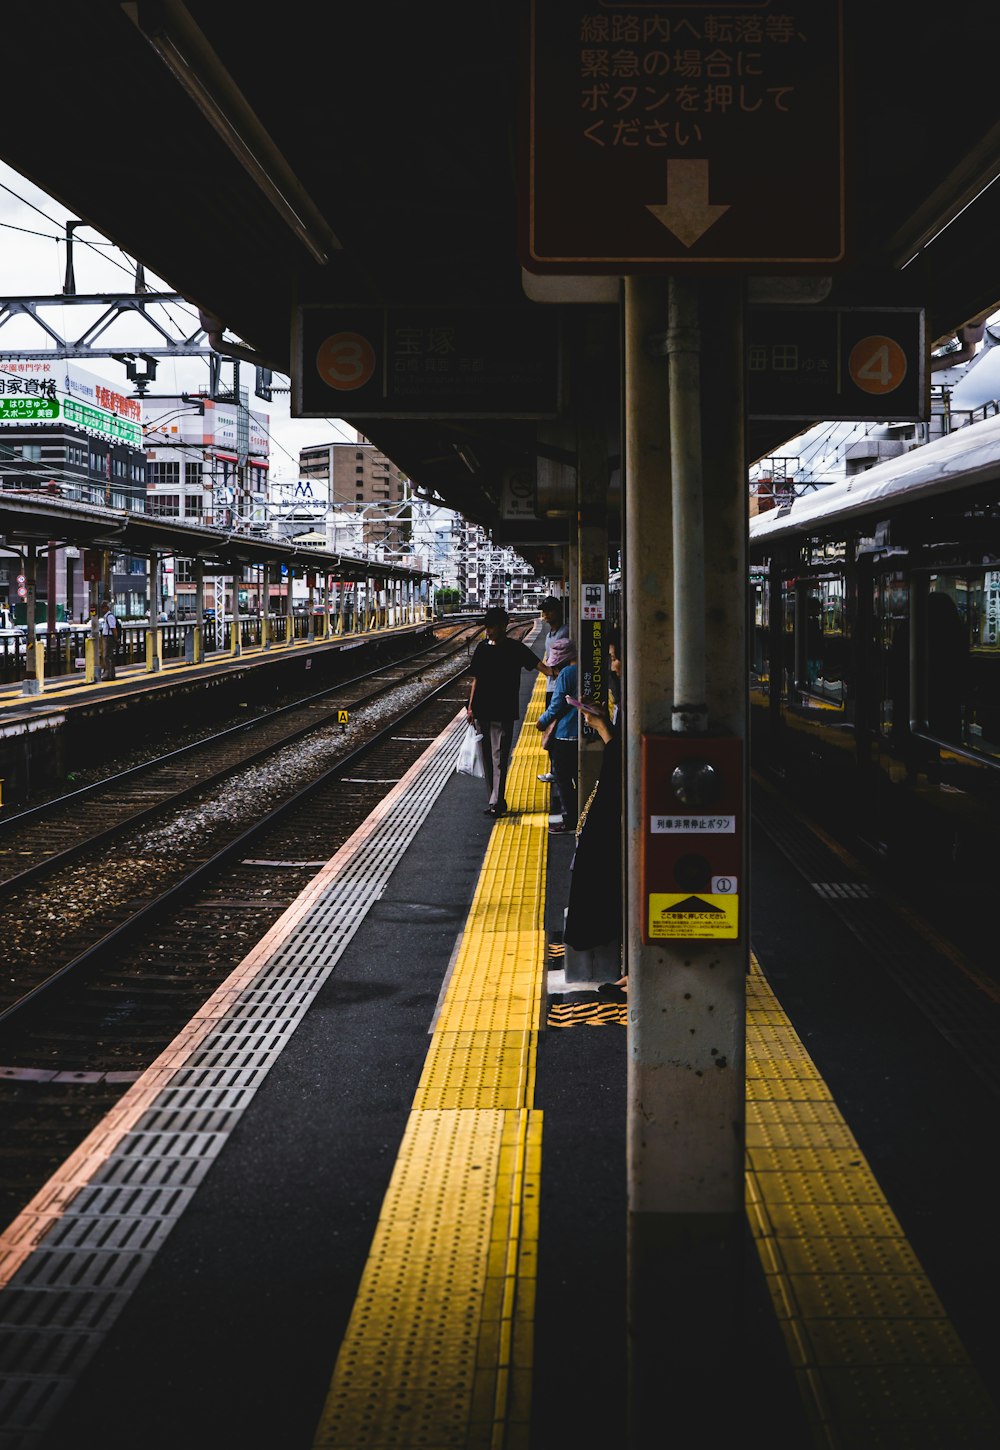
[747,307,927,420]
[293,305,561,418]
[523,0,844,272]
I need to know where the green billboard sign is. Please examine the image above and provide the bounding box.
[0,396,59,420]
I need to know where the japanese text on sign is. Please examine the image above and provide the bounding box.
[576,9,806,152]
[651,815,735,833]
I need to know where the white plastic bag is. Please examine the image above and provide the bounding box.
[456,722,484,777]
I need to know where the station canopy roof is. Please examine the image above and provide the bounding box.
[2,4,1000,559]
[0,490,431,582]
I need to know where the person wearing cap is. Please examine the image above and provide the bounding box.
[535,636,579,834]
[467,606,553,816]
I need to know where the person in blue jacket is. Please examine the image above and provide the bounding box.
[535,637,578,834]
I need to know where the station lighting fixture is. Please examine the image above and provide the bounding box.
[123,1,340,267]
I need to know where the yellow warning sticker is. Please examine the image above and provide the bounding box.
[337,709,350,725]
[648,893,739,939]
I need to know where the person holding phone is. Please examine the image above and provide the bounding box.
[535,637,578,834]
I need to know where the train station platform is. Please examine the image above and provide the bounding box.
[0,619,434,724]
[0,653,997,1448]
[0,618,437,811]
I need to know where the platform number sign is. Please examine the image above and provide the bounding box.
[848,335,907,396]
[316,332,377,393]
[748,307,926,421]
[294,304,560,419]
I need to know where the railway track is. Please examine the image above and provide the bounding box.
[0,624,530,1225]
[0,624,480,897]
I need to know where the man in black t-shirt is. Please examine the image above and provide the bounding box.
[467,607,552,816]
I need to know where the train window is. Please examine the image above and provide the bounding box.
[877,571,909,743]
[750,568,770,696]
[794,576,849,713]
[968,570,1000,759]
[886,572,1000,760]
[929,572,1000,761]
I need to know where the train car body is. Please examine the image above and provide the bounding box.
[748,414,1000,941]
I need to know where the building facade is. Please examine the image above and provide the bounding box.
[451,517,539,612]
[299,435,409,553]
[0,359,147,621]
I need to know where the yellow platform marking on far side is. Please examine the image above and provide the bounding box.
[313,677,551,1450]
[746,953,1000,1447]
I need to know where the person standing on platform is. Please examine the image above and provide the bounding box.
[467,606,552,817]
[535,637,579,834]
[563,643,625,987]
[98,599,119,680]
[537,595,569,793]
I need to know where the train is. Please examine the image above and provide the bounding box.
[748,412,1000,931]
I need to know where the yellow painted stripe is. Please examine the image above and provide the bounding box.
[313,677,550,1449]
[746,954,1000,1446]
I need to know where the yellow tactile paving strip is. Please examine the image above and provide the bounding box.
[746,954,1000,1447]
[313,679,550,1450]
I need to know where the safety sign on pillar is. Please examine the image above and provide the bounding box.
[640,735,742,941]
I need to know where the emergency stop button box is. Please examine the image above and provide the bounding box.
[640,734,743,943]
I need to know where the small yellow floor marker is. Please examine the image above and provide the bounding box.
[746,954,1000,1448]
[314,679,551,1450]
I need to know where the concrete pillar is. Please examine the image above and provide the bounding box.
[624,276,747,1442]
[339,578,349,636]
[575,320,612,815]
[146,553,162,672]
[230,572,243,656]
[21,543,41,695]
[193,559,205,664]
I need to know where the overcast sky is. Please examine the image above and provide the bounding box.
[0,159,355,483]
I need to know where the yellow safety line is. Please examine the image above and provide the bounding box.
[746,953,1000,1447]
[0,624,411,708]
[313,678,550,1450]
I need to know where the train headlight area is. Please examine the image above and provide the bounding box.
[0,648,998,1449]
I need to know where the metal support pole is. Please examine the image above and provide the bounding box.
[666,279,708,734]
[307,577,315,641]
[624,275,748,1442]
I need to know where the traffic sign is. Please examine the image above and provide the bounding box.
[294,305,561,419]
[523,0,844,272]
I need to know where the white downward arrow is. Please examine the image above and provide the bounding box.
[646,159,729,248]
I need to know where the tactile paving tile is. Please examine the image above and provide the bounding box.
[413,1030,536,1111]
[745,953,1000,1445]
[312,677,550,1449]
